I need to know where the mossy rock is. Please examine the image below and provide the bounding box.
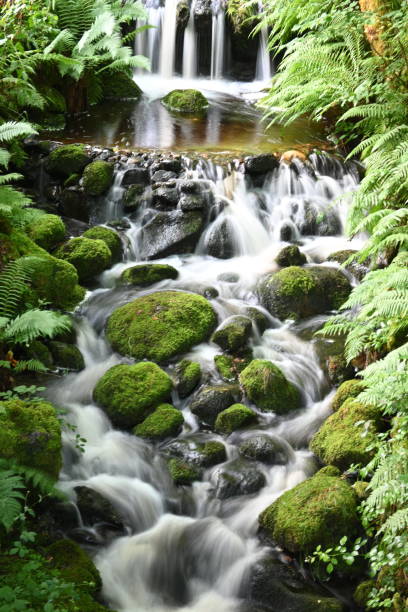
[46,144,90,178]
[106,290,217,363]
[48,341,85,371]
[163,438,226,468]
[353,480,370,500]
[47,539,101,594]
[103,72,143,100]
[167,457,200,485]
[190,384,241,427]
[310,398,381,471]
[162,89,209,114]
[259,266,351,320]
[353,580,375,608]
[55,237,112,282]
[93,362,172,428]
[123,184,145,212]
[212,315,252,353]
[214,352,252,382]
[134,404,184,440]
[275,245,307,267]
[331,379,365,412]
[215,403,256,434]
[0,228,49,269]
[82,161,114,196]
[25,340,54,369]
[327,353,355,386]
[259,469,360,554]
[0,399,61,480]
[83,226,123,262]
[27,214,66,251]
[239,434,281,464]
[20,255,85,310]
[239,359,300,414]
[200,440,226,466]
[175,359,201,398]
[120,263,178,287]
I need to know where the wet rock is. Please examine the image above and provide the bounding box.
[327,249,369,281]
[299,202,341,236]
[212,315,252,353]
[179,193,208,211]
[155,159,182,174]
[121,167,150,186]
[74,486,124,529]
[83,225,123,262]
[203,286,219,299]
[107,218,131,230]
[120,263,178,287]
[258,266,351,320]
[275,245,307,268]
[240,359,300,414]
[60,187,89,222]
[217,272,240,283]
[244,154,279,176]
[214,459,266,499]
[151,170,178,183]
[163,438,226,468]
[176,0,190,29]
[82,161,114,196]
[140,210,205,259]
[54,236,112,282]
[162,89,209,114]
[215,403,257,434]
[214,352,252,382]
[239,434,281,464]
[179,180,203,194]
[134,404,184,440]
[175,359,202,398]
[244,307,270,334]
[190,384,241,427]
[152,186,179,209]
[206,219,235,259]
[194,0,212,30]
[48,341,85,371]
[123,184,145,212]
[326,353,355,386]
[167,457,200,485]
[46,144,90,178]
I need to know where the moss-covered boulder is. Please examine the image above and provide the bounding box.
[55,237,112,282]
[48,341,85,371]
[0,399,61,479]
[310,399,381,471]
[239,359,300,414]
[259,266,351,320]
[215,459,266,499]
[21,255,85,310]
[175,359,201,398]
[331,379,365,412]
[120,264,178,287]
[27,214,66,251]
[167,457,200,485]
[275,245,307,268]
[214,352,252,382]
[259,469,360,554]
[24,340,54,369]
[47,539,101,594]
[215,403,256,434]
[106,291,217,363]
[134,404,184,440]
[46,144,90,178]
[162,89,209,114]
[212,315,252,353]
[83,226,122,262]
[103,72,142,100]
[190,384,241,427]
[93,362,172,428]
[239,434,281,464]
[163,438,226,468]
[82,161,114,196]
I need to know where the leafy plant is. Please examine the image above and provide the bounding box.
[306,536,367,579]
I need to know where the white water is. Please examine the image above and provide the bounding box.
[50,153,362,611]
[211,5,225,80]
[182,0,197,79]
[159,0,179,77]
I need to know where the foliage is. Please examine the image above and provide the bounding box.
[306,536,367,579]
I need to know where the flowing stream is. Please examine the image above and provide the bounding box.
[47,152,363,611]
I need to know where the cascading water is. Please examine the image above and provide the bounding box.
[48,153,363,611]
[182,0,197,78]
[159,0,179,77]
[255,1,272,81]
[211,1,226,80]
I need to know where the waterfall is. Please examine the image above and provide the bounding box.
[211,5,225,80]
[182,0,197,78]
[255,27,271,81]
[159,0,179,78]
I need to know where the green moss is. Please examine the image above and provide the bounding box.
[353,480,370,500]
[175,359,201,398]
[48,341,85,371]
[83,226,122,262]
[25,340,53,369]
[353,580,375,608]
[46,144,90,178]
[106,290,217,363]
[0,229,47,268]
[239,359,300,414]
[47,539,101,594]
[259,471,360,554]
[275,245,307,267]
[55,237,112,282]
[331,379,365,412]
[103,72,143,100]
[276,266,316,297]
[162,89,209,114]
[0,399,61,480]
[214,352,252,382]
[120,264,178,287]
[215,403,256,434]
[201,440,226,465]
[64,173,80,188]
[212,315,252,353]
[167,458,200,485]
[310,398,381,471]
[21,254,85,310]
[93,362,173,428]
[27,214,66,251]
[82,161,114,196]
[134,404,184,440]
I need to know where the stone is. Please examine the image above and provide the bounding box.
[121,167,150,186]
[46,144,90,178]
[215,403,257,434]
[212,315,252,353]
[27,214,65,252]
[331,379,365,412]
[175,359,202,398]
[239,434,282,464]
[83,226,123,262]
[167,458,200,485]
[190,384,241,427]
[74,486,124,529]
[140,210,205,259]
[54,237,112,282]
[134,404,184,440]
[240,359,300,414]
[206,219,235,259]
[48,341,85,371]
[244,154,279,175]
[151,186,179,209]
[163,438,226,468]
[120,263,178,286]
[162,89,209,114]
[82,161,114,196]
[275,245,307,268]
[215,459,266,499]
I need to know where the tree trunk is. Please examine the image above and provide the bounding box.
[65,78,88,114]
[359,0,385,56]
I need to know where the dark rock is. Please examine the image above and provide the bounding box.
[190,384,241,427]
[214,459,266,499]
[140,210,204,259]
[120,263,179,287]
[152,186,179,209]
[59,187,89,222]
[121,167,150,186]
[151,170,178,183]
[327,249,369,281]
[299,202,341,237]
[61,216,89,238]
[179,180,203,194]
[179,194,208,211]
[123,184,145,212]
[74,486,124,530]
[244,154,279,176]
[107,218,131,230]
[194,0,212,30]
[175,359,202,398]
[163,438,226,468]
[244,307,270,334]
[176,0,190,29]
[206,219,235,259]
[212,315,252,353]
[203,287,219,299]
[275,245,307,268]
[155,159,182,173]
[239,434,282,464]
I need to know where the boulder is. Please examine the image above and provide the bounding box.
[74,486,124,529]
[106,291,216,363]
[46,144,90,178]
[48,341,85,371]
[176,0,190,29]
[27,214,65,251]
[179,193,209,211]
[310,399,381,471]
[123,184,145,212]
[244,154,279,175]
[82,161,114,196]
[151,186,179,209]
[258,468,360,553]
[331,379,365,412]
[55,237,112,282]
[175,359,202,398]
[154,159,182,173]
[83,226,123,262]
[140,210,204,259]
[151,170,177,183]
[280,150,307,163]
[93,362,173,428]
[258,266,351,320]
[240,359,300,414]
[215,459,266,499]
[161,89,209,114]
[167,458,200,485]
[59,186,89,222]
[163,438,226,468]
[326,353,355,386]
[46,539,101,594]
[275,245,306,268]
[190,384,241,427]
[212,316,252,353]
[0,399,61,480]
[206,219,235,259]
[327,249,369,281]
[239,434,282,464]
[120,263,178,287]
[215,403,257,434]
[121,167,150,186]
[134,404,184,440]
[214,352,252,382]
